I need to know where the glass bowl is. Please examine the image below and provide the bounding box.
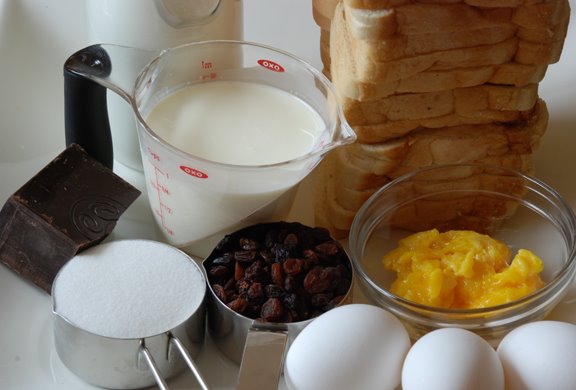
[348,164,576,345]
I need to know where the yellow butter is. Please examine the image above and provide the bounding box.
[383,229,544,309]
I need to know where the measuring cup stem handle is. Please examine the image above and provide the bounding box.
[139,343,170,390]
[236,329,288,390]
[170,335,211,390]
[64,45,114,168]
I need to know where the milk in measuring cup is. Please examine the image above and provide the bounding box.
[143,80,325,253]
[147,81,324,165]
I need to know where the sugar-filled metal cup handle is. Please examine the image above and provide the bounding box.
[138,333,210,390]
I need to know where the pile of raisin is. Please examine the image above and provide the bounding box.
[204,222,352,323]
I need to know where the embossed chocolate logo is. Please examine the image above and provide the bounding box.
[71,196,127,239]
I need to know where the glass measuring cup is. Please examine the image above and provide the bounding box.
[64,41,356,257]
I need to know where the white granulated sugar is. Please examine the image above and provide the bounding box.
[53,240,206,339]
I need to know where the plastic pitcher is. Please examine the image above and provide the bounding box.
[64,41,356,257]
[85,0,243,171]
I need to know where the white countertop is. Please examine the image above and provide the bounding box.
[0,1,575,389]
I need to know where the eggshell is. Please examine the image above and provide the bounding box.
[402,328,504,390]
[497,320,576,390]
[283,304,410,390]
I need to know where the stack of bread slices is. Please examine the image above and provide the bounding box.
[313,0,570,238]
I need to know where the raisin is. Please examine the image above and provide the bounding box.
[315,241,340,257]
[284,275,297,292]
[283,258,303,276]
[208,265,229,279]
[234,261,244,281]
[265,284,284,298]
[212,284,228,303]
[289,292,310,319]
[239,237,259,251]
[271,262,283,286]
[228,297,248,314]
[282,293,296,309]
[321,267,342,291]
[224,277,235,291]
[260,249,275,264]
[311,293,333,308]
[227,291,239,302]
[336,264,353,290]
[283,232,298,248]
[245,260,268,283]
[247,282,265,304]
[264,230,277,249]
[234,250,257,263]
[211,254,233,266]
[272,244,291,262]
[261,298,284,322]
[236,279,251,295]
[303,267,331,294]
[302,249,320,266]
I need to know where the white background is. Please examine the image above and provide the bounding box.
[0,1,575,389]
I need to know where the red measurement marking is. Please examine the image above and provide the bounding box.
[153,165,174,235]
[147,147,161,162]
[158,183,170,195]
[258,59,285,73]
[201,60,213,69]
[160,202,173,214]
[200,72,218,81]
[180,165,208,179]
[150,180,169,195]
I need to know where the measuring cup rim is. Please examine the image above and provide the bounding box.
[130,39,357,170]
[52,239,208,340]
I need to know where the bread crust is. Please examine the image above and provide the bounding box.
[312,0,569,237]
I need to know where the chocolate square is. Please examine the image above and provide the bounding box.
[0,144,140,293]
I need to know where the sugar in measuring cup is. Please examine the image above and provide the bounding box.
[52,240,209,389]
[64,41,356,257]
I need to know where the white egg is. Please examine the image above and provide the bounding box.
[402,328,504,390]
[497,320,576,390]
[283,304,411,390]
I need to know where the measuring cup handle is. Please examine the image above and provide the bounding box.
[137,335,211,390]
[235,328,289,390]
[64,45,114,168]
[139,341,170,390]
[169,335,211,390]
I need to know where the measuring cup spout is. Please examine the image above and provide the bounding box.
[306,70,356,159]
[64,44,160,169]
[329,120,356,152]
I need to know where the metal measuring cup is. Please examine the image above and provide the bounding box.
[51,240,210,390]
[202,222,354,389]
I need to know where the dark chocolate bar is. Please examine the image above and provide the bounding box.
[0,143,140,293]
